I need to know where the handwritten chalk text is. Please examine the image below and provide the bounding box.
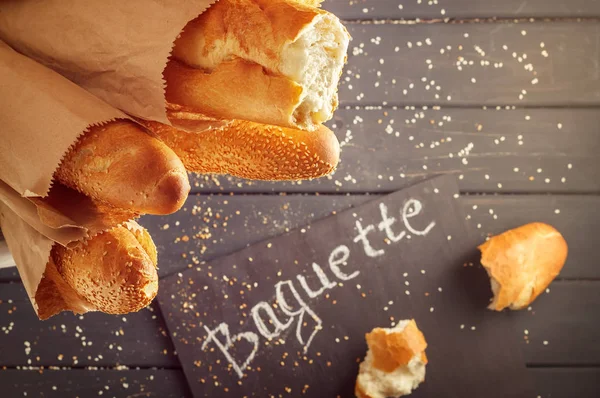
[201,198,436,378]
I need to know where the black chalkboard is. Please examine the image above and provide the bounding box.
[158,175,534,397]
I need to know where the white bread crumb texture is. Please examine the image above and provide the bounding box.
[357,353,426,398]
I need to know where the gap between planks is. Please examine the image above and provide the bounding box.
[342,16,600,25]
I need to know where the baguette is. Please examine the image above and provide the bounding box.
[168,0,350,131]
[479,222,568,311]
[141,118,340,180]
[37,222,159,318]
[356,320,428,398]
[55,120,190,215]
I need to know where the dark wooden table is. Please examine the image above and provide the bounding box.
[1,1,599,397]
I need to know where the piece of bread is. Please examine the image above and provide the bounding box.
[140,118,340,180]
[168,0,350,131]
[356,320,428,398]
[55,120,190,215]
[42,222,159,316]
[478,222,568,311]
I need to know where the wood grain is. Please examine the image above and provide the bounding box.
[340,22,600,106]
[462,195,600,279]
[0,368,598,398]
[187,108,600,194]
[1,282,594,368]
[2,193,598,281]
[0,369,190,398]
[0,284,178,368]
[323,0,600,19]
[531,368,600,398]
[511,281,600,366]
[126,194,600,279]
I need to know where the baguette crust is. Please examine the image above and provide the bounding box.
[479,222,568,311]
[141,118,340,180]
[356,320,428,398]
[50,223,159,315]
[164,58,303,129]
[55,120,190,215]
[173,0,322,73]
[365,320,428,372]
[169,0,349,130]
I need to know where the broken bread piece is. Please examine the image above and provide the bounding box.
[356,319,428,398]
[478,222,568,311]
[168,0,350,130]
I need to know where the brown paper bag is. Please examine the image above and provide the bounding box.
[0,0,219,318]
[0,203,56,314]
[0,0,218,126]
[0,41,138,243]
[0,43,141,317]
[0,41,126,199]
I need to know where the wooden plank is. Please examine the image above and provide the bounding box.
[0,368,597,398]
[0,284,178,368]
[323,0,600,20]
[0,281,597,367]
[0,369,190,398]
[188,108,600,194]
[532,368,600,398]
[0,368,598,398]
[141,194,368,279]
[339,22,600,106]
[509,282,600,366]
[2,193,598,281]
[462,195,600,279]
[140,194,599,280]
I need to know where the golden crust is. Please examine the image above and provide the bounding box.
[164,58,303,129]
[355,383,373,398]
[141,118,340,181]
[478,222,568,311]
[55,120,190,215]
[50,222,159,315]
[169,0,348,130]
[172,0,324,72]
[365,320,428,373]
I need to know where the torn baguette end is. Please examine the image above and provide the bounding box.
[356,320,427,398]
[170,0,350,130]
[479,222,568,311]
[281,12,350,130]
